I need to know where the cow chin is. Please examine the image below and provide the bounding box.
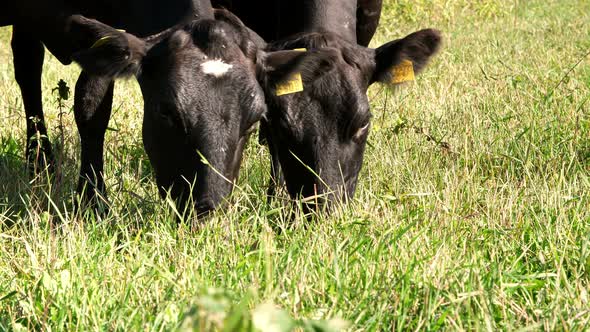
[151,152,235,218]
[279,142,366,214]
[143,123,235,219]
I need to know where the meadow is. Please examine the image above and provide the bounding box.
[1,0,589,330]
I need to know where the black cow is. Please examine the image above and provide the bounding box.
[213,0,441,210]
[212,0,383,47]
[2,1,335,214]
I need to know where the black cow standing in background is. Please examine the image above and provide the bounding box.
[2,0,211,210]
[2,1,335,215]
[3,3,154,172]
[212,0,442,211]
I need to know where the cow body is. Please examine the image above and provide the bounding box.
[2,1,344,215]
[2,0,216,213]
[213,0,441,211]
[213,0,382,46]
[5,0,201,64]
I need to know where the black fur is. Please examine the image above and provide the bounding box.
[212,0,383,47]
[214,0,442,210]
[2,0,207,212]
[69,16,147,77]
[2,2,294,215]
[139,16,268,215]
[138,14,350,214]
[373,29,442,84]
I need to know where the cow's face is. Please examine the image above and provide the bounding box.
[257,29,441,208]
[136,14,264,215]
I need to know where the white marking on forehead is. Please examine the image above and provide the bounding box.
[201,59,233,77]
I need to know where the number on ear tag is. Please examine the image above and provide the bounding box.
[275,48,307,96]
[276,73,304,96]
[391,59,415,84]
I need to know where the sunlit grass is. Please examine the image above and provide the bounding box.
[1,0,589,330]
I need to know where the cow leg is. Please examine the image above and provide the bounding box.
[73,72,114,210]
[11,25,54,175]
[356,0,383,47]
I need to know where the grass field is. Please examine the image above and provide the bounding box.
[1,0,589,330]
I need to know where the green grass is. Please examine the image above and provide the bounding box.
[1,0,589,330]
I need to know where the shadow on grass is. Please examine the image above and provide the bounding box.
[0,135,81,228]
[0,136,30,224]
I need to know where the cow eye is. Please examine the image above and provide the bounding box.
[352,122,370,143]
[346,109,372,143]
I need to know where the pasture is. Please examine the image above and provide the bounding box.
[1,0,589,330]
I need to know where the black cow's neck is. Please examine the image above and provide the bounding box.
[106,0,213,36]
[291,0,357,42]
[61,0,214,36]
[273,0,358,42]
[213,0,358,43]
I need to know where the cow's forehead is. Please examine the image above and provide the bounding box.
[174,19,245,51]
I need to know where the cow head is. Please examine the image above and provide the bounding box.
[256,29,441,209]
[135,12,268,215]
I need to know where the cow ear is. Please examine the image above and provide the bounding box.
[371,29,441,84]
[258,48,339,91]
[69,15,147,77]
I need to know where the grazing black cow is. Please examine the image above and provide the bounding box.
[3,9,149,175]
[139,10,339,213]
[2,1,342,215]
[212,0,442,210]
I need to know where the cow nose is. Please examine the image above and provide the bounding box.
[195,197,219,216]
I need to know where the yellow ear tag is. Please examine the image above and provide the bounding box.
[275,48,307,96]
[90,36,112,49]
[276,73,304,96]
[391,59,415,84]
[90,29,125,49]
